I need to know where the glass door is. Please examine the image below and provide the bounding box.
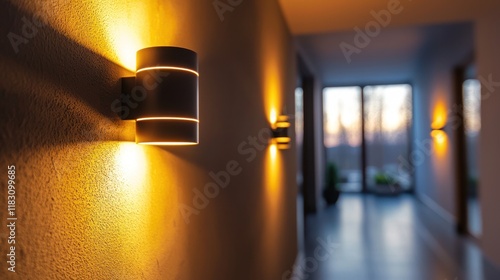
[463,79,482,237]
[295,87,304,190]
[323,85,413,194]
[363,85,413,194]
[323,87,363,192]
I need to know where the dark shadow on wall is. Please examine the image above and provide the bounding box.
[0,1,134,158]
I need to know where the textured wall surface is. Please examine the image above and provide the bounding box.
[0,0,297,279]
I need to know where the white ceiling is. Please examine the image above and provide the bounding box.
[278,0,498,35]
[277,0,485,85]
[297,23,474,85]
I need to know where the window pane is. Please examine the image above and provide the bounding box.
[295,88,304,146]
[463,79,481,236]
[323,87,362,192]
[295,87,304,187]
[363,84,413,193]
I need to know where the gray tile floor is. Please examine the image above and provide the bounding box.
[302,194,500,280]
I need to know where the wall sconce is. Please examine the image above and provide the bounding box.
[120,46,199,145]
[272,115,291,150]
[430,125,446,143]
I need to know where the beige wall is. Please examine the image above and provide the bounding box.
[414,15,500,267]
[0,0,297,279]
[413,23,474,223]
[476,15,500,266]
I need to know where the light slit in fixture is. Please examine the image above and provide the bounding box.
[136,66,199,76]
[138,142,199,146]
[136,117,200,123]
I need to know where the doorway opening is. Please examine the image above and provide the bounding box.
[463,78,482,237]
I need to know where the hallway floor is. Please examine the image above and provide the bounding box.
[303,194,500,280]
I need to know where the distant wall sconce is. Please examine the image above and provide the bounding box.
[430,124,446,133]
[272,115,291,150]
[430,125,446,142]
[119,46,199,145]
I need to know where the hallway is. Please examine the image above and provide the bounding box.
[303,194,500,280]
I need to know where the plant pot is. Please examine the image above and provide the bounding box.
[372,183,402,195]
[323,188,340,205]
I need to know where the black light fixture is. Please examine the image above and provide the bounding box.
[119,46,199,145]
[272,115,291,150]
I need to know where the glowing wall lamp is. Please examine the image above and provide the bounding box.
[430,125,446,143]
[272,115,291,150]
[120,46,199,145]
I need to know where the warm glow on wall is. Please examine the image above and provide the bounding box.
[261,143,285,276]
[115,143,148,196]
[269,143,278,160]
[270,109,278,125]
[431,129,447,145]
[432,101,448,130]
[430,100,448,156]
[259,13,288,247]
[259,27,289,267]
[110,23,144,71]
[90,1,178,71]
[264,80,281,125]
[111,143,151,269]
[105,142,189,277]
[431,129,448,157]
[27,142,188,278]
[14,0,178,72]
[109,142,184,274]
[264,144,283,230]
[262,44,283,126]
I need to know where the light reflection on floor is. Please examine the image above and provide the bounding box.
[301,194,500,280]
[467,197,482,237]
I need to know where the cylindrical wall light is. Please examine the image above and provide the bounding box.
[272,115,291,150]
[119,46,199,145]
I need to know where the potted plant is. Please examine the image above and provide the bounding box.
[373,172,401,195]
[323,163,340,205]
